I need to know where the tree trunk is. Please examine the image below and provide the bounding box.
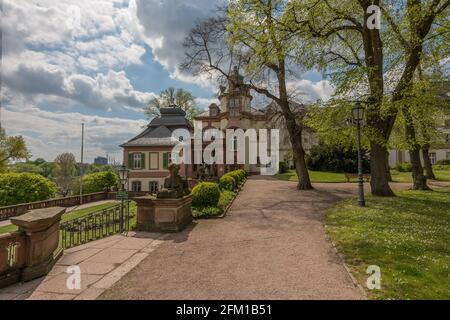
[409,148,430,190]
[370,142,395,196]
[404,113,430,190]
[276,61,312,190]
[386,151,393,182]
[422,145,436,180]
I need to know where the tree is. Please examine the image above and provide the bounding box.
[53,153,76,197]
[0,173,57,206]
[182,0,313,190]
[144,87,199,122]
[290,0,449,195]
[0,128,30,172]
[74,171,118,195]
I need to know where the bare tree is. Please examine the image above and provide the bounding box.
[181,2,313,190]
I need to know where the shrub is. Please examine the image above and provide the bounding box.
[395,162,413,172]
[192,182,220,207]
[433,164,450,171]
[218,190,235,210]
[278,161,289,174]
[219,175,235,191]
[0,173,57,206]
[227,170,246,185]
[436,159,450,165]
[306,143,370,173]
[192,206,222,218]
[82,171,118,194]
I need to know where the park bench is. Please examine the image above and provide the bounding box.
[344,173,371,182]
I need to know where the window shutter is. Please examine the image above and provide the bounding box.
[141,153,146,169]
[163,152,169,169]
[128,153,134,169]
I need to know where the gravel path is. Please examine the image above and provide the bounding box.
[100,177,373,300]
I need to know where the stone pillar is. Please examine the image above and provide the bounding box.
[10,207,65,282]
[135,195,192,233]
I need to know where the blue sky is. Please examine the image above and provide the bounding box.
[1,0,332,163]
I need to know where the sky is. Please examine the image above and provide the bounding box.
[1,0,333,163]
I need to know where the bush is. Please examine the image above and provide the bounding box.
[192,182,221,208]
[433,164,450,171]
[279,161,289,174]
[82,171,118,194]
[436,159,450,165]
[218,190,236,210]
[0,173,57,206]
[219,175,235,191]
[192,206,222,218]
[395,162,413,172]
[226,170,246,185]
[306,143,370,173]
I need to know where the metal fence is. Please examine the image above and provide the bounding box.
[59,201,134,249]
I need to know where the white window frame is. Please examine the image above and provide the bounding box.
[132,181,142,192]
[149,181,159,193]
[429,152,437,165]
[133,153,142,169]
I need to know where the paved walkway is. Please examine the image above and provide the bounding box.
[100,177,368,300]
[0,231,169,300]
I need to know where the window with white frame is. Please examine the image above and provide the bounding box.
[429,152,437,165]
[133,153,142,169]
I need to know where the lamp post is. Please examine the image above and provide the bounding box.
[118,165,129,232]
[352,103,366,207]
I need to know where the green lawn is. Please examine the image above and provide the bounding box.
[326,188,450,300]
[275,167,450,183]
[0,202,120,235]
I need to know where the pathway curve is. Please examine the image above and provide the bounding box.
[100,177,368,300]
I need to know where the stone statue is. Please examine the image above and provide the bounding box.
[156,164,190,199]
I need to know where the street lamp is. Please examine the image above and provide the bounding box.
[118,165,129,191]
[352,102,366,207]
[117,165,129,232]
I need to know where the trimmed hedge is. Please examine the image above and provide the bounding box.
[436,159,450,165]
[0,173,57,206]
[395,162,413,172]
[226,169,246,185]
[192,182,221,207]
[278,161,289,174]
[219,175,235,191]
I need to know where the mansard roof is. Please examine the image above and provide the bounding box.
[121,106,192,147]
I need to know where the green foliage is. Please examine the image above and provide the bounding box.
[80,171,118,194]
[144,87,199,121]
[0,128,30,172]
[218,190,235,210]
[219,175,235,191]
[0,173,57,206]
[225,170,246,185]
[306,143,370,173]
[192,206,222,218]
[278,161,289,174]
[191,182,221,208]
[436,159,450,165]
[395,162,413,173]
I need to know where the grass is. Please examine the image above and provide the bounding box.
[0,201,120,235]
[326,188,450,300]
[275,166,450,183]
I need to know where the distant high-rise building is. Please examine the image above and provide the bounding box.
[94,156,108,165]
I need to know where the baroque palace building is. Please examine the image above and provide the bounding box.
[121,67,317,192]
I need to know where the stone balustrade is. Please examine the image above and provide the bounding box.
[0,207,65,289]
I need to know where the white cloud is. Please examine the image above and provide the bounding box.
[135,0,223,86]
[2,97,146,162]
[287,80,335,103]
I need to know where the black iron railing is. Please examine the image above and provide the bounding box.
[60,201,133,249]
